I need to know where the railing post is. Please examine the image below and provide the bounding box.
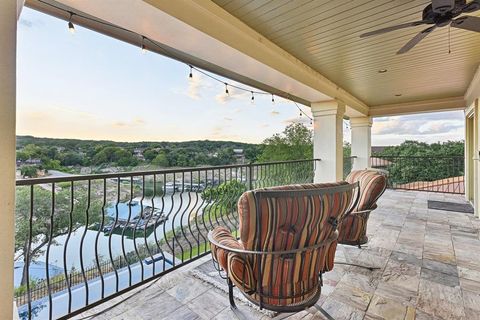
[248,163,253,190]
[0,1,17,319]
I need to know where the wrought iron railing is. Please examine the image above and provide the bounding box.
[343,156,356,179]
[14,159,319,320]
[371,156,464,194]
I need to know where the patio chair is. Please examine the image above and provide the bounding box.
[337,169,388,247]
[208,182,359,318]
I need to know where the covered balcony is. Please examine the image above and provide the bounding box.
[1,0,480,319]
[70,188,479,320]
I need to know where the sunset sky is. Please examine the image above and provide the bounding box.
[17,8,465,145]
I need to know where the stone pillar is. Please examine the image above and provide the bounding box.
[0,1,17,319]
[311,100,345,183]
[350,117,372,170]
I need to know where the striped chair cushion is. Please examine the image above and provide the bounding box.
[237,182,348,250]
[210,227,256,293]
[337,210,370,244]
[235,182,354,306]
[338,170,387,244]
[346,170,387,212]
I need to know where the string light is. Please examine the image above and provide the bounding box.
[68,12,75,34]
[141,36,147,54]
[39,0,318,125]
[292,100,313,123]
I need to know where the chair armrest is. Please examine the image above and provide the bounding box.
[210,226,242,249]
[208,230,338,256]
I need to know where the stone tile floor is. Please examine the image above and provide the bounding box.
[74,190,480,320]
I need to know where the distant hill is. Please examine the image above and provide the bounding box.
[16,135,259,151]
[15,136,263,175]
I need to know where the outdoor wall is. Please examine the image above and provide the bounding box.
[0,1,17,319]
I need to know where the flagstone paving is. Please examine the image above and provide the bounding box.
[74,190,480,320]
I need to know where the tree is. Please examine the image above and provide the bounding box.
[15,184,102,285]
[259,123,313,162]
[143,149,159,162]
[21,166,38,178]
[375,140,464,184]
[22,144,42,159]
[61,152,84,166]
[92,146,138,166]
[202,180,247,210]
[44,159,62,170]
[211,148,235,165]
[151,151,169,167]
[17,151,30,162]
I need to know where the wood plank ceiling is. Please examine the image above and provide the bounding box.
[211,0,480,106]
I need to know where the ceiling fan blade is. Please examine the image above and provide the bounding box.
[461,0,480,13]
[397,25,437,54]
[452,15,480,32]
[359,21,428,38]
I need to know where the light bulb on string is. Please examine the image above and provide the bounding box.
[68,12,75,34]
[37,0,327,128]
[141,36,147,54]
[189,65,193,79]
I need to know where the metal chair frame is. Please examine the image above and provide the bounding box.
[208,183,360,319]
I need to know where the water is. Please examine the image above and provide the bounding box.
[16,192,208,286]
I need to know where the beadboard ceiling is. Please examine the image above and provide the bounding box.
[211,0,480,106]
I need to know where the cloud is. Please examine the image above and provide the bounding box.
[370,111,464,145]
[112,118,146,128]
[261,123,270,128]
[19,17,44,28]
[20,19,33,28]
[210,125,224,137]
[185,74,215,100]
[372,112,463,136]
[50,106,99,119]
[215,87,249,104]
[283,116,312,126]
[187,75,203,100]
[113,121,127,127]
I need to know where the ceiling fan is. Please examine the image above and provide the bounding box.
[359,0,480,54]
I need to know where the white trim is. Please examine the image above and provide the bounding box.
[369,96,465,117]
[466,66,480,108]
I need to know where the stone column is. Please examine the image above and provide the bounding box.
[350,117,372,170]
[0,1,17,319]
[311,100,345,182]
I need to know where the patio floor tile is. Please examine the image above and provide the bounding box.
[80,190,480,320]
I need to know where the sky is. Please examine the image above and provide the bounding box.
[17,8,465,145]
